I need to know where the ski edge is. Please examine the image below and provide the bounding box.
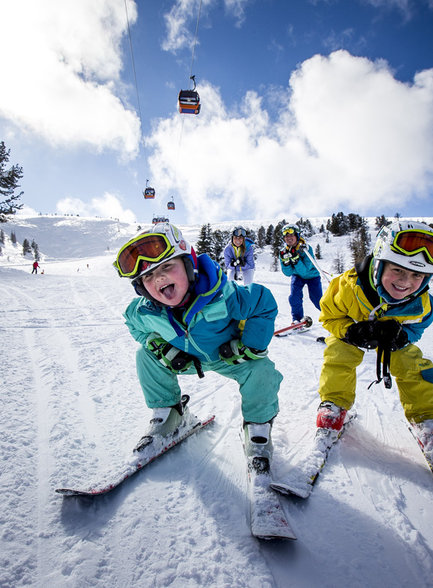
[408,425,433,474]
[55,414,215,497]
[270,412,356,500]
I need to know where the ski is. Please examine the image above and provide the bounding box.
[408,425,433,474]
[270,413,356,499]
[274,316,313,337]
[56,414,215,497]
[247,456,297,540]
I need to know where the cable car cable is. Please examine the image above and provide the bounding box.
[124,0,143,129]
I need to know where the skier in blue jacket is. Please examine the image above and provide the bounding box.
[279,224,323,324]
[114,222,282,462]
[224,226,255,285]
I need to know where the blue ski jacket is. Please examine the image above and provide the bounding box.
[279,238,320,280]
[124,253,278,361]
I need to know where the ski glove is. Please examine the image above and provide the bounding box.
[147,336,195,373]
[239,257,246,267]
[219,339,268,365]
[344,321,379,349]
[374,320,408,351]
[230,258,241,267]
[280,250,299,266]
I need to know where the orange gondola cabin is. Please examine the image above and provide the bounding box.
[143,180,155,199]
[178,75,200,115]
[167,199,175,210]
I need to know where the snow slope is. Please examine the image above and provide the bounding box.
[1,216,433,588]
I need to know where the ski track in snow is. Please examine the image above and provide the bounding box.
[1,216,433,587]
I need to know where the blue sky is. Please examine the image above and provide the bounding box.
[1,0,433,225]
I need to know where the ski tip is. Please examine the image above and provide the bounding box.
[316,336,326,343]
[55,488,86,497]
[254,531,297,541]
[270,482,312,499]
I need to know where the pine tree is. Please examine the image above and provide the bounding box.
[315,244,322,260]
[349,218,371,265]
[334,252,345,274]
[10,231,17,244]
[0,141,24,222]
[257,226,266,248]
[22,238,32,255]
[195,224,213,255]
[0,228,4,244]
[375,215,390,230]
[31,240,40,261]
[265,224,274,245]
[271,221,286,268]
[212,230,227,263]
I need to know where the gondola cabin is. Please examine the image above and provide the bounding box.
[143,187,155,199]
[152,216,169,224]
[178,89,200,115]
[167,199,175,211]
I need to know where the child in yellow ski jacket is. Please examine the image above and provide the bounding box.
[316,221,433,460]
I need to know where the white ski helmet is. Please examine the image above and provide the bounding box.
[373,220,433,289]
[114,223,198,295]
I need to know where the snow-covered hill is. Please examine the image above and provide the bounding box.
[1,215,433,587]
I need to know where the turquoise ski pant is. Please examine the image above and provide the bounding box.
[136,345,282,424]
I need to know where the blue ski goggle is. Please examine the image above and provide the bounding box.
[233,227,246,237]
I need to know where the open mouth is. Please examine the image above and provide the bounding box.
[160,284,176,299]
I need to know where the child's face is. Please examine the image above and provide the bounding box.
[141,257,189,306]
[284,233,297,247]
[232,235,244,247]
[380,262,426,299]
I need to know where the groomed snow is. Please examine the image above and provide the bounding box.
[1,215,433,587]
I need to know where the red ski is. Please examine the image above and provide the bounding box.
[274,316,313,337]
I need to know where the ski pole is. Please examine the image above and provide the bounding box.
[303,247,332,284]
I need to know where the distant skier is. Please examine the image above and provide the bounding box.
[113,222,282,465]
[31,261,39,274]
[279,224,322,325]
[223,226,255,285]
[316,220,433,464]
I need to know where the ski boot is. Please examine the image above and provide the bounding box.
[316,401,348,448]
[244,421,273,474]
[134,395,191,452]
[411,419,433,468]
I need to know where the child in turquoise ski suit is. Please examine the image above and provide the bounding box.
[116,223,282,430]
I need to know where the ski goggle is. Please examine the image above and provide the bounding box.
[282,227,296,236]
[391,230,433,264]
[233,227,246,237]
[114,233,175,277]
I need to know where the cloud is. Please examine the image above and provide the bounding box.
[56,193,136,223]
[145,50,433,223]
[0,0,141,157]
[162,0,249,53]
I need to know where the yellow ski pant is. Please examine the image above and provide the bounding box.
[319,335,433,423]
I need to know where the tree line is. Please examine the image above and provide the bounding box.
[0,229,40,260]
[194,213,409,273]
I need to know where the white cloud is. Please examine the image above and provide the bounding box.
[56,193,136,223]
[162,0,250,53]
[145,51,433,223]
[0,0,140,157]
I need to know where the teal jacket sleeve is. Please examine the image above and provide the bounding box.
[224,281,278,350]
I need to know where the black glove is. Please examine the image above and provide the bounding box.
[230,258,241,267]
[280,249,299,266]
[147,336,195,373]
[239,257,246,267]
[375,320,408,351]
[344,321,379,349]
[219,339,268,365]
